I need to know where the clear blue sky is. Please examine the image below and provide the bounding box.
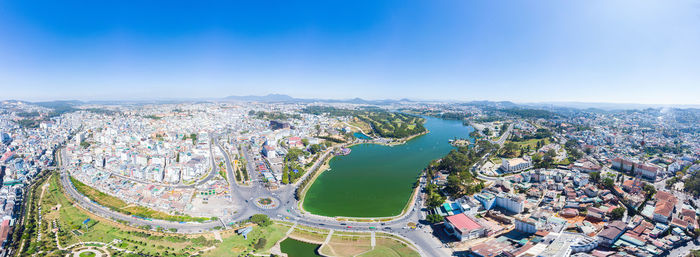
[1,0,699,104]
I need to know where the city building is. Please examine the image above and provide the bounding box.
[444,213,486,241]
[500,157,532,173]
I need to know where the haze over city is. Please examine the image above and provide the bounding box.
[1,0,699,105]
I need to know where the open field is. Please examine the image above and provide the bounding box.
[508,138,551,150]
[202,224,288,257]
[319,234,372,256]
[70,176,210,222]
[359,237,421,257]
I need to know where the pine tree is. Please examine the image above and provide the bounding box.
[281,168,289,184]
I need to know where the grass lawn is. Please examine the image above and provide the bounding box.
[70,176,210,222]
[319,234,372,256]
[203,223,287,257]
[79,252,96,257]
[359,238,420,257]
[44,175,215,256]
[557,158,571,165]
[288,228,327,243]
[509,138,551,150]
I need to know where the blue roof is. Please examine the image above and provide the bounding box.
[442,203,452,212]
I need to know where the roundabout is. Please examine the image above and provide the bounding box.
[254,196,280,210]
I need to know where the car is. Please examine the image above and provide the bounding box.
[340,223,347,226]
[369,226,376,229]
[380,223,386,225]
[347,226,352,228]
[383,227,391,230]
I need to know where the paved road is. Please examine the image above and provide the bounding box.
[59,133,451,256]
[215,135,451,256]
[472,123,514,181]
[59,170,223,233]
[493,123,514,146]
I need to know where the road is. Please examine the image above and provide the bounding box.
[473,123,514,181]
[492,123,514,146]
[59,170,223,233]
[213,134,450,256]
[58,132,452,256]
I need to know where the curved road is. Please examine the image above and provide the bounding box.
[59,133,452,256]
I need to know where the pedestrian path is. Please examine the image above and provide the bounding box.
[370,231,375,248]
[323,229,334,245]
[213,231,222,242]
[286,222,297,235]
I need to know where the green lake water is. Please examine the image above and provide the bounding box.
[280,238,322,257]
[303,117,474,217]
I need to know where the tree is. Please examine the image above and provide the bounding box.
[589,172,601,184]
[445,174,462,196]
[427,193,445,208]
[285,148,304,162]
[502,142,519,157]
[281,169,289,184]
[254,238,267,250]
[603,177,615,189]
[249,214,271,227]
[643,183,656,199]
[611,207,625,220]
[426,214,444,224]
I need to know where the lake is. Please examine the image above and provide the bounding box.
[280,238,322,257]
[303,117,473,217]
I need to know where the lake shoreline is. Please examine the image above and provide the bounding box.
[296,130,427,219]
[301,117,473,218]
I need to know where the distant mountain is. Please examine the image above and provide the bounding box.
[223,94,296,102]
[525,101,700,110]
[221,94,410,105]
[462,100,518,108]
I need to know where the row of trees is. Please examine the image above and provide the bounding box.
[295,153,332,200]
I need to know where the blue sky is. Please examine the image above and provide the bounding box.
[1,0,699,104]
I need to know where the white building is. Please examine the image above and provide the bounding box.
[515,218,538,234]
[495,193,524,214]
[500,157,532,173]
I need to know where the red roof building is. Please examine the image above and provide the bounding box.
[653,191,677,223]
[444,213,486,241]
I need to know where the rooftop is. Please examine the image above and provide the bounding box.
[446,213,482,231]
